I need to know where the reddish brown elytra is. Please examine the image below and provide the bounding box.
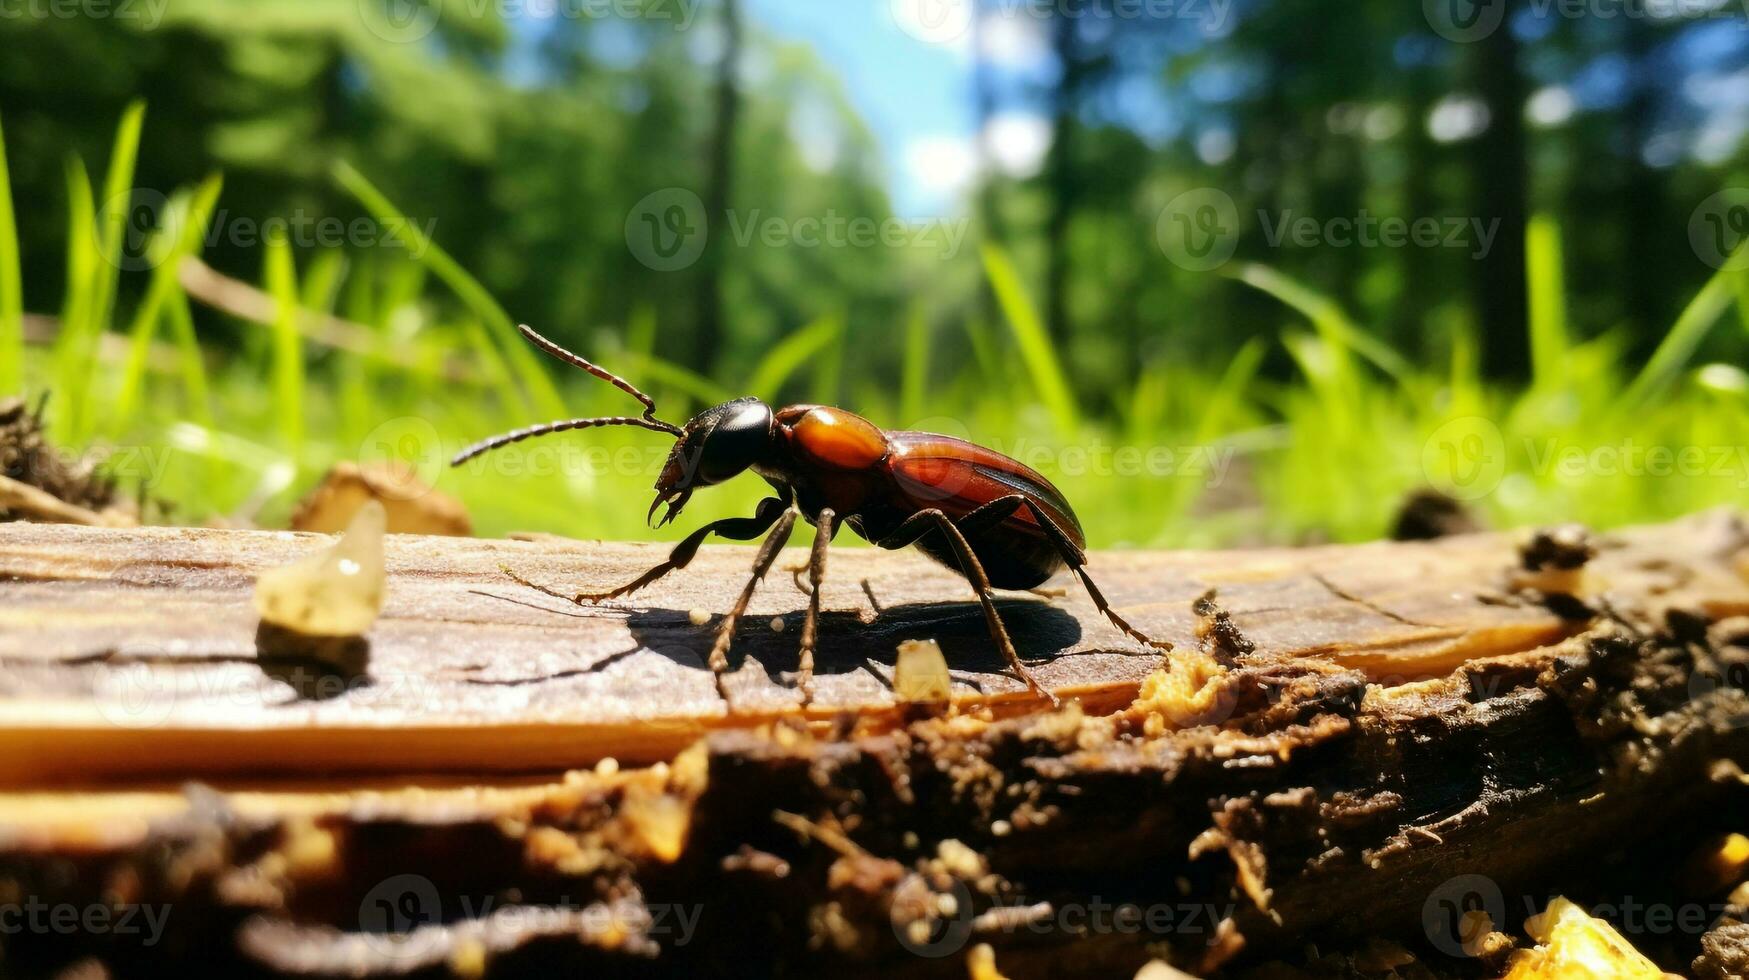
[454,324,1173,707]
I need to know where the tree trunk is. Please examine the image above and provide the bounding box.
[691,0,741,374]
[1469,2,1531,378]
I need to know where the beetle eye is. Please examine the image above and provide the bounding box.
[693,400,772,485]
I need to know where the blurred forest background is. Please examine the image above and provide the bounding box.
[0,0,1746,546]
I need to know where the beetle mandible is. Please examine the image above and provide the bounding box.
[454,324,1173,706]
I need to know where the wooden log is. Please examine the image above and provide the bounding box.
[8,514,1741,784]
[0,512,1746,977]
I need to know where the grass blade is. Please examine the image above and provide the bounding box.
[748,313,842,399]
[1229,262,1412,384]
[162,290,211,427]
[332,160,565,419]
[1526,213,1568,390]
[0,110,21,395]
[980,243,1079,434]
[1621,264,1739,410]
[809,313,844,406]
[900,304,928,423]
[56,156,98,440]
[114,174,223,428]
[622,353,733,410]
[264,229,305,457]
[90,101,146,336]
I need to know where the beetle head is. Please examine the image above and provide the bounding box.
[649,397,774,527]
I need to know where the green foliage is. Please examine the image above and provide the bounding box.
[5,4,1749,547]
[982,244,1079,436]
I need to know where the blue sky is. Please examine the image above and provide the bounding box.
[748,0,981,217]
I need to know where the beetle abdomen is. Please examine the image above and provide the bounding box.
[913,526,1065,590]
[882,432,1085,589]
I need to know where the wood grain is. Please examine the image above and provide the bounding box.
[0,512,1744,785]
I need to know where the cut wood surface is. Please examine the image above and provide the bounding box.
[1,513,1747,784]
[1,512,1748,977]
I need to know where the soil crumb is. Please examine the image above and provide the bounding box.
[0,395,120,521]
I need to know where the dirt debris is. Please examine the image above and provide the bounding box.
[0,395,130,524]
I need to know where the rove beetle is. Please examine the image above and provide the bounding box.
[454,324,1173,707]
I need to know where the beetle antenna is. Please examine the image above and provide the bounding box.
[450,416,680,466]
[515,323,683,436]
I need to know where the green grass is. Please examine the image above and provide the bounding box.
[0,110,22,396]
[9,107,1749,547]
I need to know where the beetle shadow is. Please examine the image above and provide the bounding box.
[623,597,1083,692]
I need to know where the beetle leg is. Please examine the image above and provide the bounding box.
[786,563,812,597]
[707,508,799,705]
[874,509,1059,707]
[504,497,789,605]
[796,508,834,706]
[997,495,1176,655]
